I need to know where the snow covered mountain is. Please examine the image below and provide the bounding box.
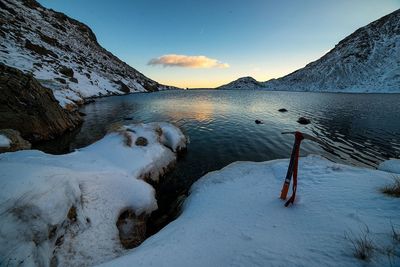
[0,0,176,109]
[217,76,265,90]
[219,9,400,93]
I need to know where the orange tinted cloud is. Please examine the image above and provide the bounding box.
[148,54,229,68]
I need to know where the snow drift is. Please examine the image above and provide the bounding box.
[102,155,400,267]
[0,122,187,267]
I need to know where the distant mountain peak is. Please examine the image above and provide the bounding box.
[217,76,265,90]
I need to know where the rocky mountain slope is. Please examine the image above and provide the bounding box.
[217,76,265,90]
[0,0,175,109]
[219,9,400,93]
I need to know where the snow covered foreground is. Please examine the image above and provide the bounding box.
[0,122,186,267]
[102,155,400,267]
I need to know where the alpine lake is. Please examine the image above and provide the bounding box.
[36,89,400,234]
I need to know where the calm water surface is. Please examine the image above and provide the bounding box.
[37,90,400,231]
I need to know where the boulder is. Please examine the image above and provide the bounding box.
[0,63,82,142]
[59,66,74,77]
[116,209,148,249]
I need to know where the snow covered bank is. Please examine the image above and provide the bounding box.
[379,159,400,175]
[102,155,400,267]
[0,122,187,267]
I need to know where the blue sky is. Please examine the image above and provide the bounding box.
[38,0,399,88]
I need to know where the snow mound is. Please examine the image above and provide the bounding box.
[0,122,186,267]
[0,134,11,148]
[378,159,400,174]
[101,155,400,267]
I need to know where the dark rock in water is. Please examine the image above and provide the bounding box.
[278,108,288,112]
[78,112,86,117]
[123,117,133,121]
[255,119,263,124]
[69,77,78,83]
[297,117,311,125]
[0,63,82,142]
[135,137,148,146]
[0,129,31,153]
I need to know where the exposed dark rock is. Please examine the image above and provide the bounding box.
[39,32,60,47]
[55,77,66,84]
[297,117,311,125]
[59,66,74,77]
[278,108,288,112]
[135,137,148,146]
[255,119,263,124]
[0,63,82,142]
[116,209,148,249]
[78,112,86,117]
[25,39,58,58]
[69,77,78,83]
[0,129,31,153]
[67,206,77,222]
[115,80,130,93]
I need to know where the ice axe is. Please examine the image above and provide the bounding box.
[280,131,328,207]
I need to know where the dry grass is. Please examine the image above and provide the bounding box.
[346,228,375,261]
[381,176,400,197]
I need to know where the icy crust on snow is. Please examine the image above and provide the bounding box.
[102,155,400,267]
[0,122,186,267]
[378,159,400,174]
[0,1,176,108]
[0,134,11,148]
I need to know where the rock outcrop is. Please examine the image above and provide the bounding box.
[0,63,82,142]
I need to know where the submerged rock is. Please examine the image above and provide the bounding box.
[297,117,311,125]
[0,63,82,142]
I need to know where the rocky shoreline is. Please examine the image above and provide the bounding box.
[0,63,82,149]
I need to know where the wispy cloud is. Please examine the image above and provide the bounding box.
[148,54,229,68]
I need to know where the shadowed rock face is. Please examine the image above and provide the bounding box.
[0,63,82,142]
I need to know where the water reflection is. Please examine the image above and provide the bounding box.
[40,90,400,171]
